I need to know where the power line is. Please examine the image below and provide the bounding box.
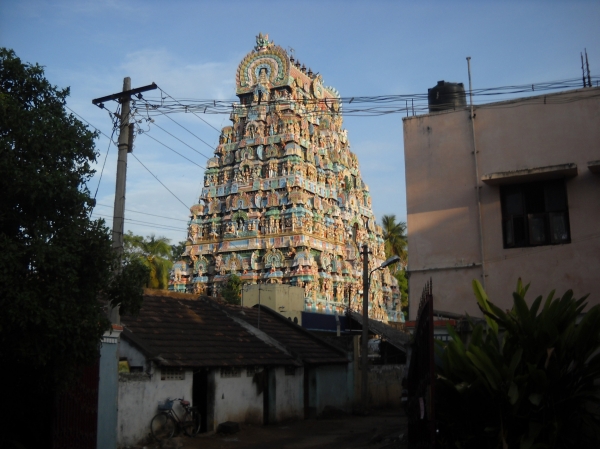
[92,212,187,233]
[147,117,212,159]
[157,86,221,132]
[137,76,600,117]
[66,104,120,142]
[135,94,218,153]
[95,203,190,223]
[93,117,119,199]
[130,152,190,211]
[139,131,206,169]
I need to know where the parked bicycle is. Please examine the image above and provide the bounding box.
[150,397,200,441]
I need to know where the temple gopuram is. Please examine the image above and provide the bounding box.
[170,34,401,322]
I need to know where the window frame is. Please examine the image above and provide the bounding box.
[500,179,571,249]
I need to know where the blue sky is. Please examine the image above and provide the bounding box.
[2,0,598,244]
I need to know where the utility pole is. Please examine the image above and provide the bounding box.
[361,244,371,413]
[92,78,157,449]
[93,79,157,323]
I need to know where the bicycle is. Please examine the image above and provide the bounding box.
[150,397,201,441]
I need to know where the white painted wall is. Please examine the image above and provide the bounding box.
[213,367,264,428]
[315,364,350,414]
[117,342,193,447]
[273,366,304,421]
[118,338,147,369]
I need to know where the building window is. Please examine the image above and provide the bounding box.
[500,179,570,248]
[246,366,260,377]
[285,366,296,376]
[220,367,241,378]
[161,367,185,381]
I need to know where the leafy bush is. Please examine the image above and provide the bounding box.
[436,279,600,448]
[221,274,243,305]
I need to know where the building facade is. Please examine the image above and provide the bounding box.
[170,34,400,322]
[403,87,600,319]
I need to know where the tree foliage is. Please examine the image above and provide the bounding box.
[0,48,146,395]
[124,231,172,289]
[381,214,407,265]
[436,279,600,448]
[171,240,187,262]
[221,274,243,305]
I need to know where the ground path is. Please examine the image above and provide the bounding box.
[144,408,407,449]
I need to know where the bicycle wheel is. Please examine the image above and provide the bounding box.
[151,412,175,441]
[183,408,201,436]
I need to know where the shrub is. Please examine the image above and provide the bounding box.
[436,279,600,448]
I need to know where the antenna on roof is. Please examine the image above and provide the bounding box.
[585,48,592,88]
[581,52,587,87]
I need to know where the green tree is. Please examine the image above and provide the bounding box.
[381,215,408,314]
[394,270,408,311]
[436,279,600,448]
[171,240,187,262]
[124,231,172,289]
[0,48,147,445]
[221,274,243,304]
[381,214,407,265]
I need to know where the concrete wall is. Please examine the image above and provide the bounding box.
[242,284,305,324]
[213,367,264,427]
[313,364,351,414]
[367,364,405,408]
[97,329,120,449]
[403,88,600,319]
[273,366,304,421]
[117,342,193,447]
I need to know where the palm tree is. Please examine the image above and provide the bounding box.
[124,232,173,289]
[381,215,407,266]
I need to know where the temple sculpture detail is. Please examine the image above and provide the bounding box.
[170,33,401,322]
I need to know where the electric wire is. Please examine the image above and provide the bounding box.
[134,96,217,154]
[130,152,190,211]
[139,132,206,169]
[137,76,600,117]
[95,203,190,223]
[93,116,119,199]
[147,117,212,160]
[91,212,187,233]
[158,86,221,132]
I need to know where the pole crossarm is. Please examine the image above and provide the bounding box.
[92,82,158,107]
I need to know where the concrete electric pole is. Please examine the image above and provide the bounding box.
[92,78,157,323]
[361,244,371,412]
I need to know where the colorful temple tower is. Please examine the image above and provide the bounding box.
[170,34,401,322]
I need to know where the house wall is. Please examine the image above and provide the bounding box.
[242,284,305,324]
[403,88,600,319]
[117,341,193,447]
[97,329,120,449]
[313,364,351,414]
[367,364,405,407]
[118,338,147,369]
[273,366,304,421]
[213,367,264,428]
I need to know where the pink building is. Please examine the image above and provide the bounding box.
[403,87,600,319]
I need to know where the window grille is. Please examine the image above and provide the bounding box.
[501,179,571,248]
[161,367,185,381]
[220,367,241,378]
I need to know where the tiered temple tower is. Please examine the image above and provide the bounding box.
[170,34,401,322]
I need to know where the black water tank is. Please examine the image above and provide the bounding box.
[428,80,467,113]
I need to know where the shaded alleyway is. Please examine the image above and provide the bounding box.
[141,408,406,449]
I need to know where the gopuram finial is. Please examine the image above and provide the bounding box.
[254,32,272,52]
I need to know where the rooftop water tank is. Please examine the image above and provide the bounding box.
[428,80,467,113]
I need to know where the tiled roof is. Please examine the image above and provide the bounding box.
[224,304,349,365]
[350,312,411,352]
[120,290,298,368]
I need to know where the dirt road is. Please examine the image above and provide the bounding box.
[145,408,406,449]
